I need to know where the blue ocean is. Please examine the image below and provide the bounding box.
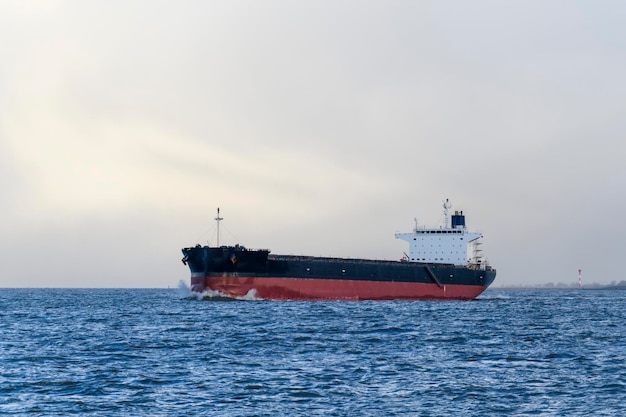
[1,286,624,416]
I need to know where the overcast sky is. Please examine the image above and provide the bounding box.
[1,0,625,288]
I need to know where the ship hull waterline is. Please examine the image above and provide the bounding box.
[190,275,490,301]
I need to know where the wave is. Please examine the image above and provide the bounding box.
[177,280,263,301]
[476,292,511,300]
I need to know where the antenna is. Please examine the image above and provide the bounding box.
[442,198,452,228]
[215,208,224,246]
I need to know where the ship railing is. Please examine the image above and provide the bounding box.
[468,259,490,270]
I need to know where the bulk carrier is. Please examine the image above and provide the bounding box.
[181,200,496,300]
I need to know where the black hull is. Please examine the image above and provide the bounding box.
[182,245,496,290]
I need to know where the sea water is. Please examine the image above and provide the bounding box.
[1,286,624,416]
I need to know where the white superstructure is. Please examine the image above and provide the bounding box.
[395,200,485,266]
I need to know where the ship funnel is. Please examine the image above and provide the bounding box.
[451,211,465,229]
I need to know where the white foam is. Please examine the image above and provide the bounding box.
[178,280,264,301]
[177,280,223,300]
[177,280,194,298]
[236,288,264,301]
[200,288,236,300]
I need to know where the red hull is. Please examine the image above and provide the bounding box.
[191,276,488,300]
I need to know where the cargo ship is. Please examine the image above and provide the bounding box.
[181,200,496,300]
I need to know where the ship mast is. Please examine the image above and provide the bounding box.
[442,198,452,229]
[215,208,223,246]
